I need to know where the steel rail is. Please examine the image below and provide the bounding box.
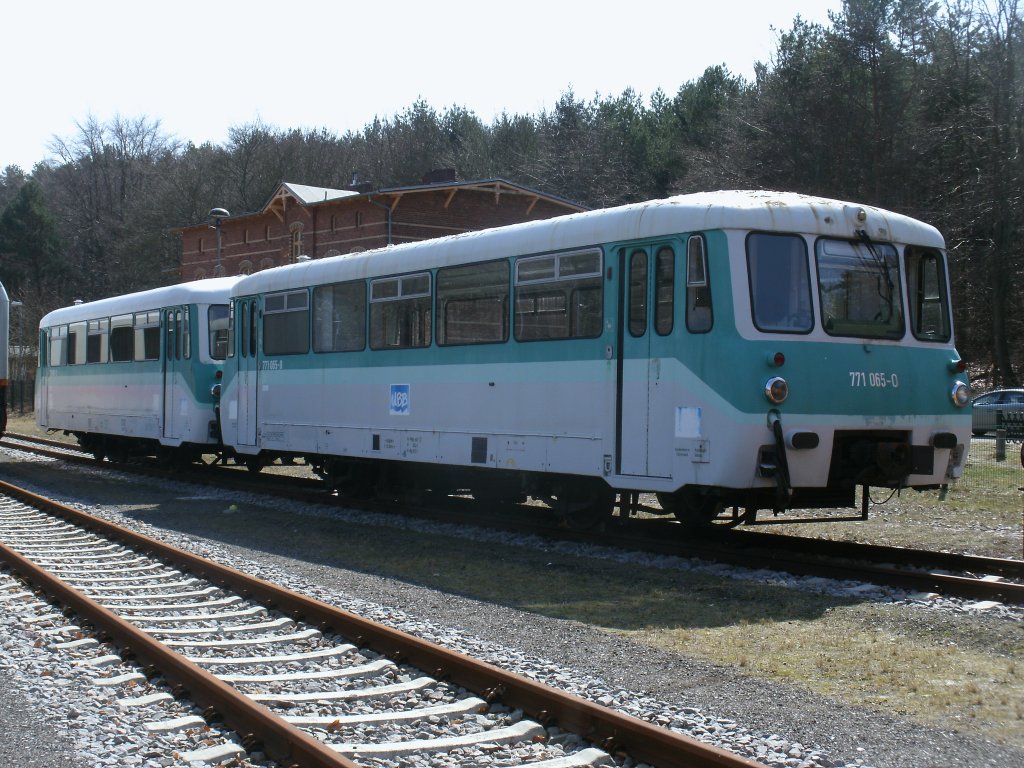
[0,513,360,768]
[3,434,1021,605]
[0,479,759,768]
[718,528,1024,579]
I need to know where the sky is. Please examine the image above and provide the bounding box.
[3,0,842,172]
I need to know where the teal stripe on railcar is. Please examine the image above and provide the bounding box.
[46,358,218,406]
[689,337,965,418]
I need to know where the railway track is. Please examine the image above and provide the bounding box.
[2,431,1022,607]
[0,478,757,768]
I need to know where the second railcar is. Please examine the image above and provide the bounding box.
[37,277,238,462]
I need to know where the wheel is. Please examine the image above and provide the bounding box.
[244,456,264,474]
[657,487,724,528]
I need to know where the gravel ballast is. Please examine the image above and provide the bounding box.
[0,451,1021,768]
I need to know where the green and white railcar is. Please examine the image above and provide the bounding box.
[220,191,971,524]
[37,277,238,462]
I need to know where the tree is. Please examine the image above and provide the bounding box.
[43,114,181,299]
[0,181,67,323]
[0,165,28,211]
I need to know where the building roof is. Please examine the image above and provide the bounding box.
[262,182,359,221]
[371,178,583,214]
[177,177,585,231]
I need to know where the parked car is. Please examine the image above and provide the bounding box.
[971,389,1024,435]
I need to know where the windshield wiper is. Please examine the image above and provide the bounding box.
[855,228,896,324]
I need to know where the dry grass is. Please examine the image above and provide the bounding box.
[631,609,1024,745]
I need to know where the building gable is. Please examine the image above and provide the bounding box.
[178,176,583,281]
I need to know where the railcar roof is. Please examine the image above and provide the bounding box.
[233,191,945,297]
[40,276,241,327]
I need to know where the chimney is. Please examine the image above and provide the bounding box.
[423,168,457,184]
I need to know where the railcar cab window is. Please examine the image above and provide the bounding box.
[208,305,230,360]
[514,250,603,341]
[816,238,904,339]
[905,247,951,342]
[685,236,712,333]
[264,290,310,355]
[436,260,509,345]
[313,281,366,352]
[746,233,813,333]
[370,273,431,349]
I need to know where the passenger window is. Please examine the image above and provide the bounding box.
[49,326,67,367]
[655,246,674,336]
[515,250,603,341]
[264,290,309,356]
[110,315,133,362]
[86,318,108,363]
[370,273,432,349]
[905,247,951,343]
[686,236,713,333]
[746,233,812,333]
[628,250,647,337]
[437,260,509,346]
[67,322,86,365]
[134,311,160,361]
[313,281,366,352]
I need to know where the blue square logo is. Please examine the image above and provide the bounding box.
[389,384,410,415]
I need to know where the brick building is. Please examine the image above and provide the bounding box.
[178,174,585,281]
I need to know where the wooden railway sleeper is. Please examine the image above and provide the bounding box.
[0,479,762,768]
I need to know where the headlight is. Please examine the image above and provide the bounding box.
[210,383,222,399]
[765,376,789,405]
[951,382,970,407]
